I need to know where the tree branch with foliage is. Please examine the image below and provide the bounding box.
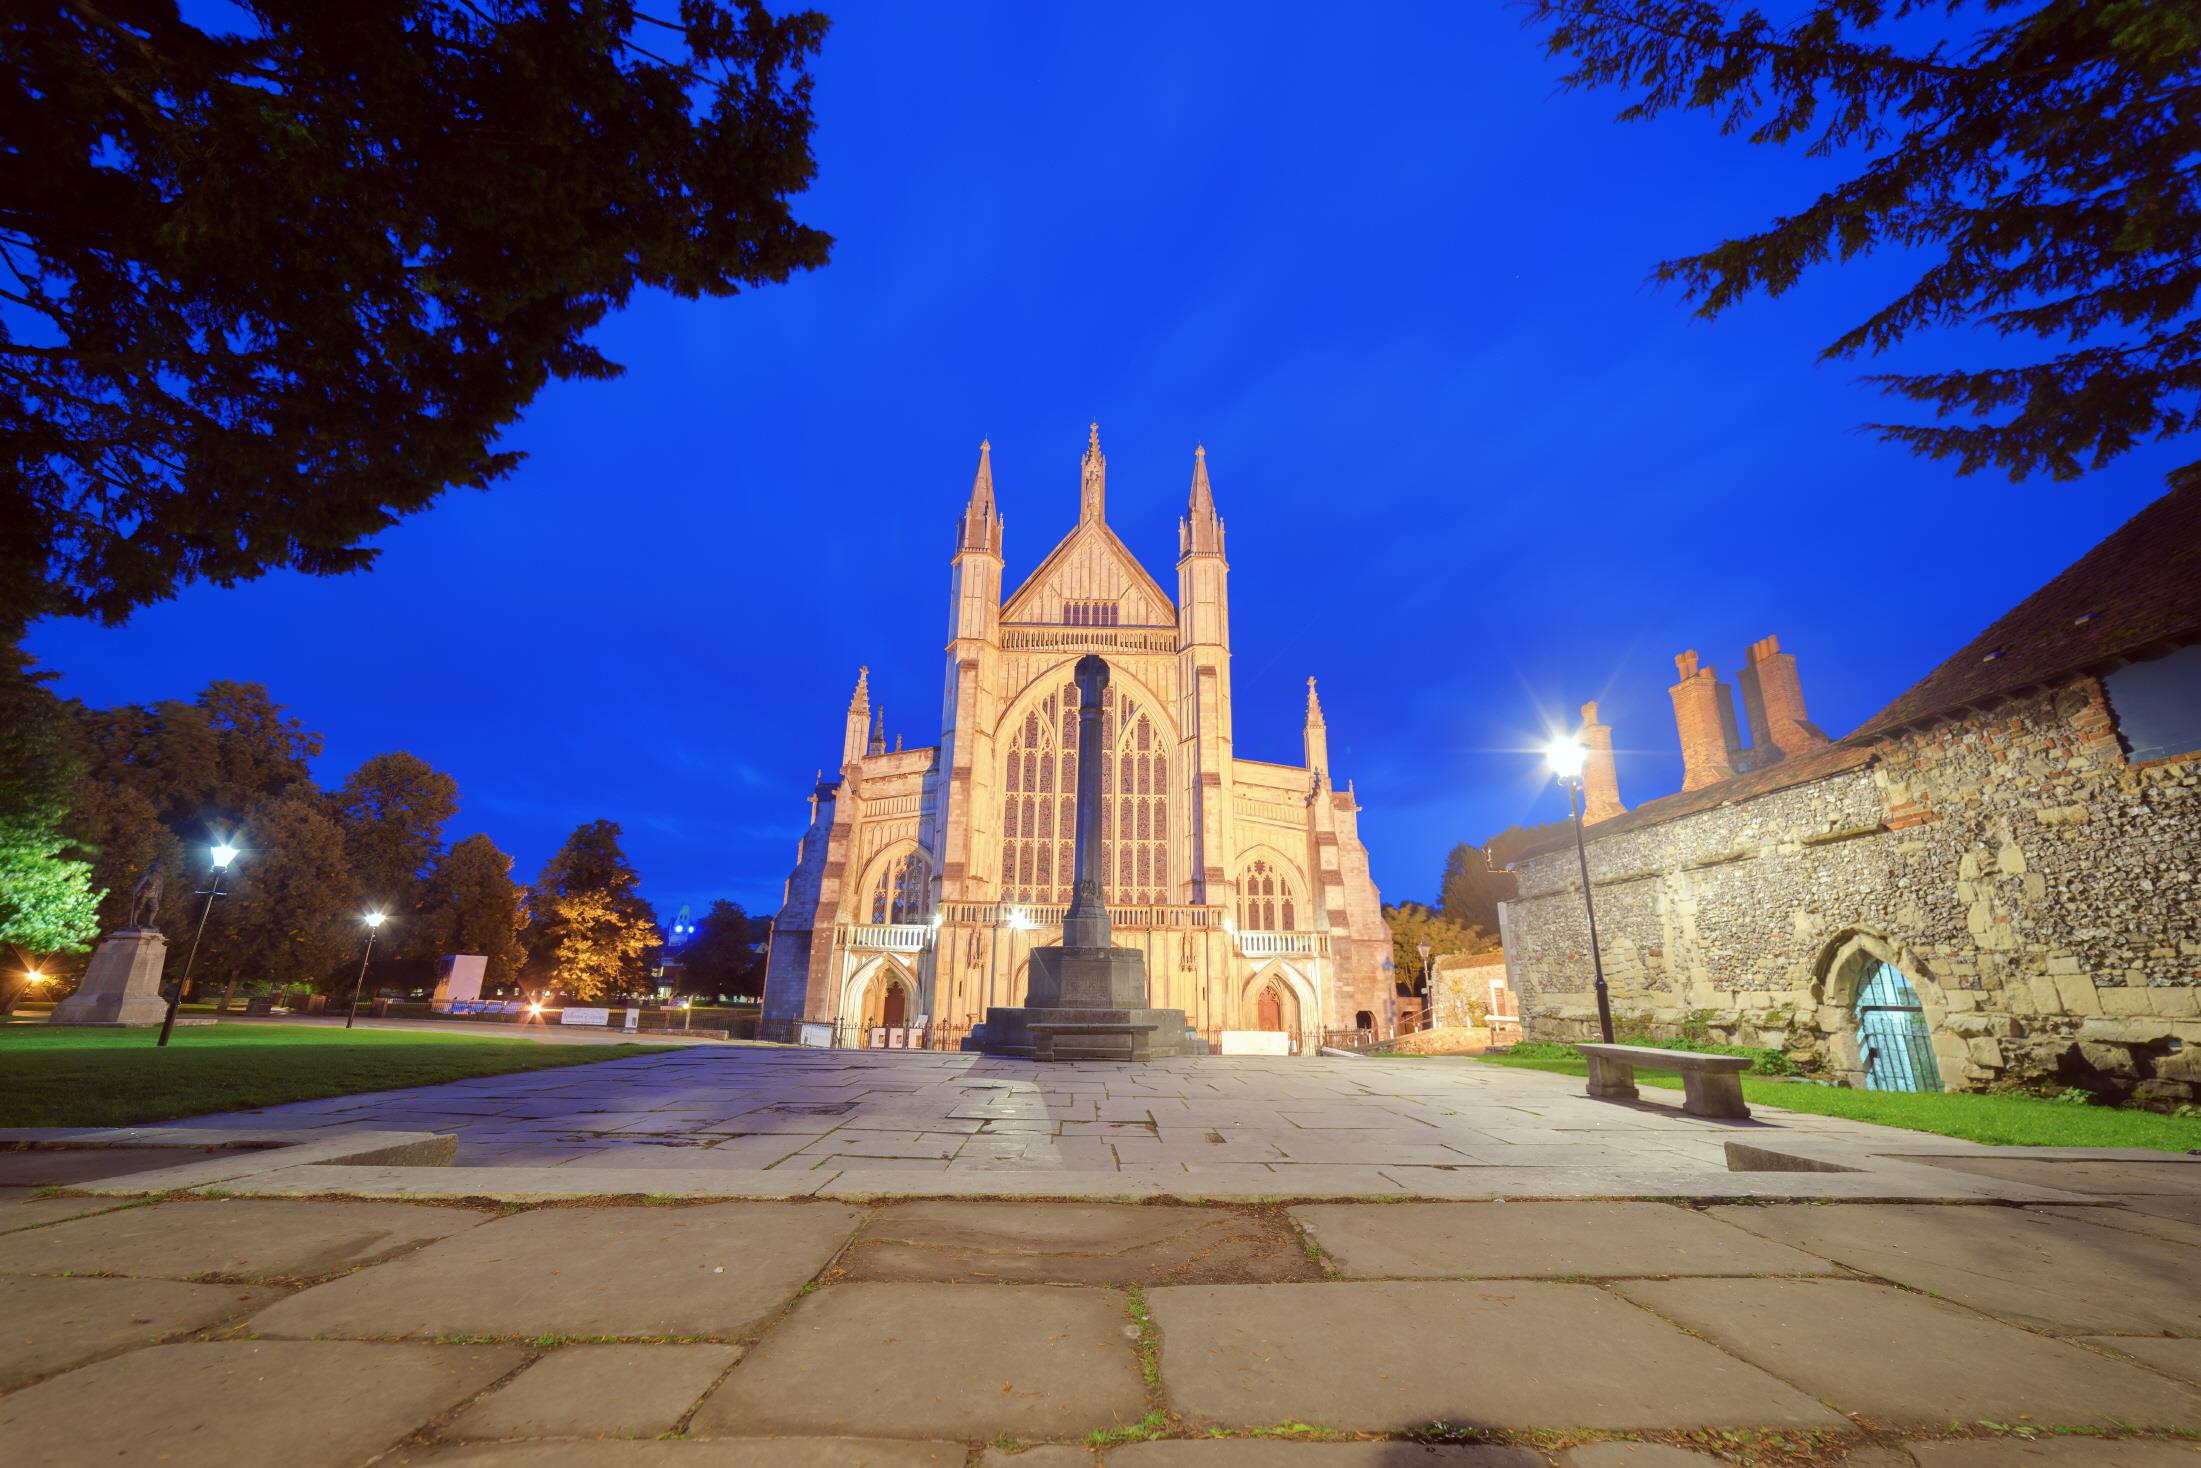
[0,0,831,632]
[1527,0,2201,488]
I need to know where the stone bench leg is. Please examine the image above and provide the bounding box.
[1584,1052,1637,1101]
[1682,1069,1750,1119]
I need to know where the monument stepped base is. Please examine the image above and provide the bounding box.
[967,1004,1203,1061]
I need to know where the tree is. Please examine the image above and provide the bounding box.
[62,779,180,941]
[1526,1,2201,491]
[0,646,101,1005]
[522,820,657,1002]
[1384,902,1496,997]
[419,833,528,987]
[677,898,768,999]
[200,794,356,1003]
[2,1,833,633]
[334,752,459,955]
[1438,842,1517,938]
[72,681,318,840]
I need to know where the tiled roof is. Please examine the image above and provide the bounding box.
[1849,482,2201,739]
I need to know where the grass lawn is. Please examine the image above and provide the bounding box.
[0,1023,677,1129]
[1474,1052,2201,1152]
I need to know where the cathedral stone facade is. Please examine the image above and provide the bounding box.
[760,427,1394,1051]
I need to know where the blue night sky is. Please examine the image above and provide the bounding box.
[27,4,2183,923]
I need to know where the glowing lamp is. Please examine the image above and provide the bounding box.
[211,843,239,869]
[364,911,387,929]
[1544,736,1587,783]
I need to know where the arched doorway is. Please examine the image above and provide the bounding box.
[882,983,908,1029]
[1854,961,1942,1092]
[1354,1009,1375,1033]
[1255,985,1284,1032]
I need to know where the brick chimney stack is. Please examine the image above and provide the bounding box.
[1577,701,1626,823]
[1669,650,1739,790]
[1737,635,1828,761]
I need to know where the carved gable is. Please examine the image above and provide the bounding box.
[1000,520,1176,627]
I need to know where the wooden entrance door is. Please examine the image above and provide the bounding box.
[1255,986,1284,1031]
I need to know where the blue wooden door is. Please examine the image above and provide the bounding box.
[1855,961,1941,1092]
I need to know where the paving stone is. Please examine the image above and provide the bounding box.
[0,1339,521,1466]
[251,1202,859,1340]
[2105,1194,2201,1227]
[1147,1281,1842,1431]
[0,1147,221,1186]
[1705,1203,2201,1335]
[1560,1445,1726,1467]
[2081,1337,2201,1385]
[445,1342,741,1438]
[1910,1159,2201,1196]
[1902,1438,2201,1466]
[977,1447,1092,1468]
[836,1202,1318,1285]
[0,1273,279,1388]
[1615,1278,2201,1428]
[415,1442,964,1465]
[1109,1444,1542,1466]
[2030,1204,2201,1249]
[1291,1202,1832,1279]
[0,1197,487,1281]
[0,1189,129,1234]
[692,1283,1144,1440]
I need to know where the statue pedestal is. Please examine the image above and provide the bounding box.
[968,945,1201,1061]
[47,929,174,1027]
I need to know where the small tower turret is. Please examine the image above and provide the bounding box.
[1079,422,1106,523]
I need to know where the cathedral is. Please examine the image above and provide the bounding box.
[759,426,1394,1052]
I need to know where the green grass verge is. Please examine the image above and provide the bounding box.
[1475,1053,2201,1151]
[0,1023,676,1128]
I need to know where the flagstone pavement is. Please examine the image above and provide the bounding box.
[3,1050,2198,1465]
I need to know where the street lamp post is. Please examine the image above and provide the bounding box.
[1416,941,1433,1036]
[1545,736,1615,1044]
[159,842,238,1047]
[346,912,387,1030]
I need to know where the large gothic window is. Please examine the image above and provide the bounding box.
[869,850,930,925]
[1237,858,1298,931]
[1000,678,1170,906]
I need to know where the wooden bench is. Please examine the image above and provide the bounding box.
[1576,1043,1752,1119]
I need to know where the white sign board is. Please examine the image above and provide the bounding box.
[559,1006,610,1027]
[799,1021,835,1048]
[431,954,487,1010]
[623,1007,640,1032]
[1219,1029,1290,1055]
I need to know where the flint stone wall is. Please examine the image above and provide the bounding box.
[1501,678,2201,1106]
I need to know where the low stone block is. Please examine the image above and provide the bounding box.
[446,1343,742,1439]
[1111,1443,1543,1466]
[414,1442,965,1465]
[2079,1337,2201,1386]
[0,1339,522,1467]
[692,1283,1144,1440]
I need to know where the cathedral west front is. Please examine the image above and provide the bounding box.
[759,426,1394,1051]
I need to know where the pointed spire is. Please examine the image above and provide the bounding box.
[869,703,887,757]
[1181,442,1225,557]
[1079,421,1106,523]
[848,665,871,714]
[956,439,1001,556]
[1303,676,1331,787]
[842,667,872,766]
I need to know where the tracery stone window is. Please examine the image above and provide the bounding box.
[1237,858,1297,931]
[1000,678,1170,906]
[1064,600,1120,627]
[869,850,930,925]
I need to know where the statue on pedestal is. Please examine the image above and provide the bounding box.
[48,866,175,1027]
[968,654,1200,1061]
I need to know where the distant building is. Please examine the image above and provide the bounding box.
[761,427,1394,1050]
[1502,487,2201,1106]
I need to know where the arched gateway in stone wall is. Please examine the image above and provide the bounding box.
[758,427,1395,1050]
